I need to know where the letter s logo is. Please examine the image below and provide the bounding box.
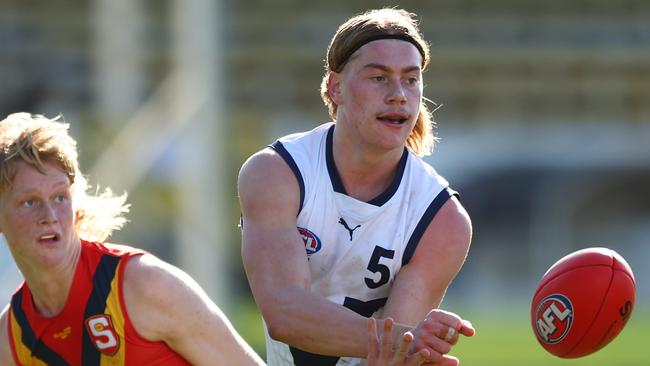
[85,315,120,355]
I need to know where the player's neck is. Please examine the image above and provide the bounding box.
[20,244,81,318]
[332,132,403,202]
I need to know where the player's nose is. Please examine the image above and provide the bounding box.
[38,203,58,225]
[386,80,406,104]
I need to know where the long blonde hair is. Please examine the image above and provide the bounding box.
[320,8,438,156]
[0,113,129,242]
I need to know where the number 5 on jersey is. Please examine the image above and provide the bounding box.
[365,245,395,289]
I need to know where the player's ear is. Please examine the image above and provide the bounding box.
[328,72,343,105]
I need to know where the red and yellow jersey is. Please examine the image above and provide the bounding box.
[7,241,191,366]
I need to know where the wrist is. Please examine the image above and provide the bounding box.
[375,318,412,346]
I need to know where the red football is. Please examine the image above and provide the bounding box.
[530,247,636,358]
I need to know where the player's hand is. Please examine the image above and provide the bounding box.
[408,309,475,365]
[366,318,429,366]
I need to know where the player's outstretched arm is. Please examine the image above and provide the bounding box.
[0,305,17,366]
[122,254,265,366]
[380,197,475,364]
[239,149,371,357]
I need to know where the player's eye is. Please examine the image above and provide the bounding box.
[406,77,419,85]
[371,76,386,82]
[54,194,67,203]
[22,199,35,207]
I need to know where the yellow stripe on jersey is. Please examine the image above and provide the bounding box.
[9,310,49,366]
[99,259,127,365]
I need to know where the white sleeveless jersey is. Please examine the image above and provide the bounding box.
[265,123,456,366]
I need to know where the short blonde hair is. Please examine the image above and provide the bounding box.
[0,113,129,242]
[320,8,438,156]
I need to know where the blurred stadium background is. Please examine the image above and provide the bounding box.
[1,0,648,364]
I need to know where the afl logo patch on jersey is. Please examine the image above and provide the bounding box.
[534,294,573,344]
[298,227,321,256]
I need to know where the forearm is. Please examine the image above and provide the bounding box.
[215,310,267,366]
[261,286,371,357]
[178,320,265,366]
[380,286,441,328]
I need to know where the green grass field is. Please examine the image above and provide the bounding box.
[452,309,649,366]
[232,302,650,366]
